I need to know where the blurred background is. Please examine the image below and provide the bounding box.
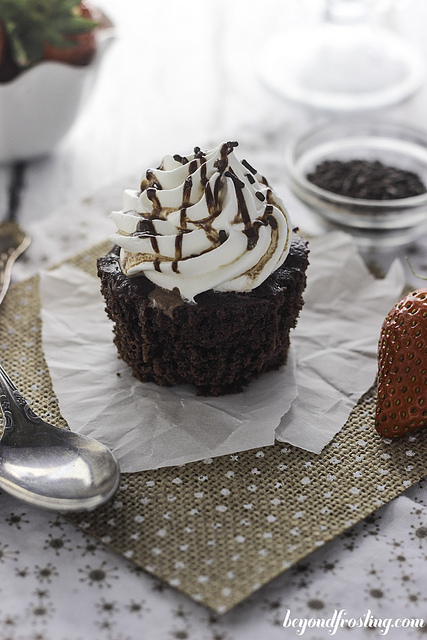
[2,0,427,232]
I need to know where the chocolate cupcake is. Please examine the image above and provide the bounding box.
[98,142,309,395]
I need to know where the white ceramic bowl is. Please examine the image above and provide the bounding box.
[0,16,115,163]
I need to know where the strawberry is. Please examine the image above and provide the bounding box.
[0,0,98,82]
[0,20,20,82]
[376,288,427,438]
[43,2,99,66]
[0,20,5,65]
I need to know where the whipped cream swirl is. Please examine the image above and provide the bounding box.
[109,141,292,302]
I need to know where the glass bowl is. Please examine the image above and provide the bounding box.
[284,119,427,247]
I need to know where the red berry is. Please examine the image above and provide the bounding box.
[376,288,427,438]
[0,22,20,82]
[43,2,98,67]
[0,21,5,64]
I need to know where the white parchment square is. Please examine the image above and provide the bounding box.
[39,264,297,471]
[39,231,405,470]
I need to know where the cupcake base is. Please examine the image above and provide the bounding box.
[97,232,309,396]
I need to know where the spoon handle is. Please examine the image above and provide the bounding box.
[0,222,31,306]
[0,363,18,392]
[0,364,14,435]
[0,363,41,440]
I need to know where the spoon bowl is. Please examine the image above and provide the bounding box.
[0,364,120,511]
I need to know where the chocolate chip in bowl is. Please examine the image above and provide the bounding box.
[307,159,427,201]
[284,118,427,250]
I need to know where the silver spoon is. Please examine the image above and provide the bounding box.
[0,162,31,305]
[0,363,120,511]
[0,220,31,305]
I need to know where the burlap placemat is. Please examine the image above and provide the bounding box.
[1,241,427,613]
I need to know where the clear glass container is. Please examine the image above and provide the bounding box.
[284,119,427,247]
[260,0,425,112]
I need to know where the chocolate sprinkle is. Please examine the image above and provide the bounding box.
[242,159,257,175]
[307,159,427,200]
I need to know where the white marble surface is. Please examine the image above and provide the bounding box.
[2,1,427,638]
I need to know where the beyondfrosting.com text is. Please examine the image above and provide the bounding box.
[282,609,425,636]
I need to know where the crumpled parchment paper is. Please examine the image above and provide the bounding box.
[39,231,405,471]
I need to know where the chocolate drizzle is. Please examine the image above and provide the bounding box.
[172,236,182,273]
[214,141,238,174]
[120,141,284,288]
[180,208,188,229]
[140,169,162,192]
[188,160,198,174]
[223,170,278,251]
[134,219,160,254]
[243,211,278,252]
[179,175,223,231]
[146,187,162,216]
[200,160,207,186]
[267,214,278,229]
[182,175,193,205]
[224,169,245,190]
[244,224,261,250]
[224,169,254,248]
[213,174,222,208]
[205,182,215,214]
